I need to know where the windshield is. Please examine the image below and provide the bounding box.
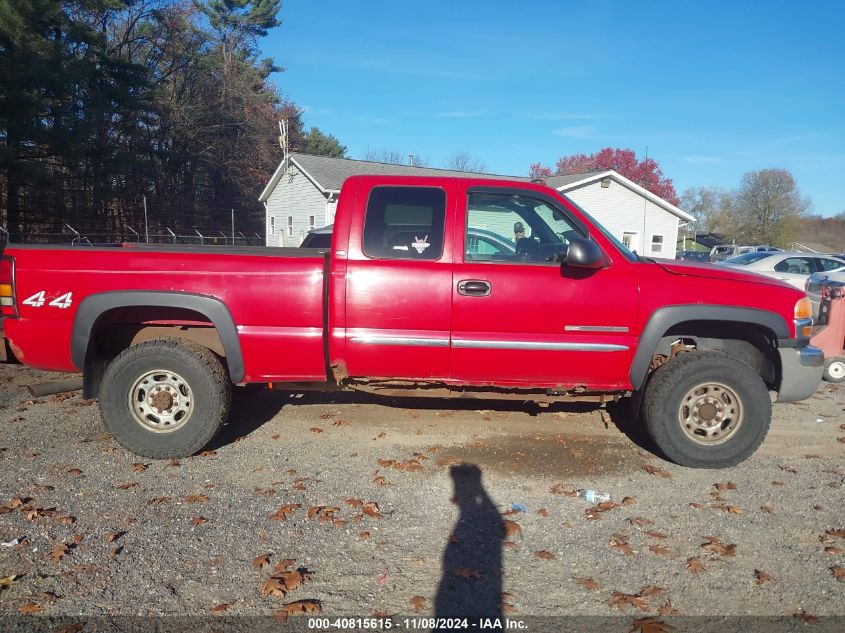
[723,252,773,265]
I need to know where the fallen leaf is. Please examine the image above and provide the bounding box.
[761,505,774,514]
[148,496,171,505]
[832,566,845,582]
[656,601,680,616]
[503,520,522,539]
[608,591,649,613]
[824,546,843,555]
[753,569,772,585]
[67,469,83,477]
[373,476,390,487]
[714,482,736,491]
[132,463,148,473]
[621,496,637,506]
[198,450,217,458]
[537,508,549,517]
[534,550,556,560]
[779,464,798,474]
[649,545,671,556]
[640,586,664,598]
[643,464,672,479]
[185,494,209,503]
[686,557,706,573]
[57,516,75,526]
[270,504,301,522]
[0,574,17,588]
[345,498,363,508]
[275,599,321,619]
[629,517,652,526]
[191,516,208,526]
[689,502,703,509]
[272,559,296,574]
[18,602,43,614]
[629,617,675,633]
[48,543,70,563]
[333,419,349,427]
[576,577,601,591]
[310,427,324,434]
[409,595,426,612]
[116,482,138,490]
[104,531,126,543]
[772,480,785,486]
[702,541,736,557]
[826,528,845,538]
[110,546,122,557]
[254,554,271,569]
[210,603,230,613]
[644,531,668,540]
[359,532,370,540]
[453,566,482,580]
[793,611,819,624]
[362,502,384,519]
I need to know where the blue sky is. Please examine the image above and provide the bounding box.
[261,1,844,215]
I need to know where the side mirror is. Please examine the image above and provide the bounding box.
[562,237,607,269]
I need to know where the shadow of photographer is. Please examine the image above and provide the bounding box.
[434,464,504,628]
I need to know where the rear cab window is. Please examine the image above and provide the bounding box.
[362,187,446,260]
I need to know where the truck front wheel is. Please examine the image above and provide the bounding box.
[98,339,232,458]
[641,351,771,468]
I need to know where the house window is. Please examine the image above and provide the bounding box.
[287,216,293,237]
[308,215,315,231]
[651,235,664,253]
[622,232,637,249]
[269,217,275,235]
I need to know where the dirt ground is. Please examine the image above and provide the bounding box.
[0,362,843,631]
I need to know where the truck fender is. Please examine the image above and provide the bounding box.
[71,291,244,383]
[629,305,790,390]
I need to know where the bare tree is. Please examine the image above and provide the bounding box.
[733,169,812,246]
[680,187,733,235]
[362,148,430,167]
[445,151,487,173]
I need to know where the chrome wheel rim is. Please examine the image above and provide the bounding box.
[128,370,193,433]
[827,361,845,380]
[678,382,743,445]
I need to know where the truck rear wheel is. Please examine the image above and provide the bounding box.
[98,339,231,458]
[641,351,771,468]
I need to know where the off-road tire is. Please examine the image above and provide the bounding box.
[822,357,845,383]
[98,339,232,458]
[641,351,771,469]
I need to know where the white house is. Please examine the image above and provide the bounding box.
[544,171,694,259]
[259,153,693,257]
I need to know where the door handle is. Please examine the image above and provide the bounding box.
[457,280,491,296]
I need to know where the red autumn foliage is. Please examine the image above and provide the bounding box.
[529,148,680,206]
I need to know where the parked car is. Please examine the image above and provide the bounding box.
[1,175,823,468]
[710,244,782,262]
[805,265,845,317]
[716,251,845,290]
[302,224,518,258]
[675,250,710,263]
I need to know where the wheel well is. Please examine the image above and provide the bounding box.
[652,320,778,388]
[83,306,226,398]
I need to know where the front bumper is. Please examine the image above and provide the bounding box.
[776,345,824,402]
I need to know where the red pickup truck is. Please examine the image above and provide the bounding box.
[0,176,823,468]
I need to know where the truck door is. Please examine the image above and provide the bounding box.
[449,185,638,389]
[341,179,457,380]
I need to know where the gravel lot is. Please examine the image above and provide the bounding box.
[0,362,843,631]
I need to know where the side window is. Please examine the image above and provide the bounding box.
[362,187,446,260]
[465,192,581,264]
[651,235,664,253]
[774,257,813,274]
[818,258,845,272]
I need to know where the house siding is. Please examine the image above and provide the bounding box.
[562,180,680,258]
[265,165,328,246]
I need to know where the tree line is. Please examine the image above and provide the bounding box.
[0,0,344,243]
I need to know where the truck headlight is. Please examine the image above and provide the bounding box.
[794,297,813,337]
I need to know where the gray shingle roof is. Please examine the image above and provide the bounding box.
[542,171,606,188]
[289,152,529,192]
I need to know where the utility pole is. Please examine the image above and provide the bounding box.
[143,196,149,243]
[231,209,235,245]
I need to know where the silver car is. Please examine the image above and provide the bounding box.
[716,251,845,290]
